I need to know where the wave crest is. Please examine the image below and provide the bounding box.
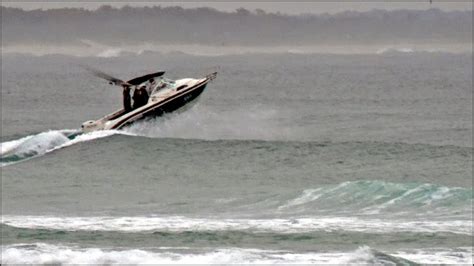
[2,214,471,234]
[2,243,470,264]
[0,129,126,167]
[278,180,472,216]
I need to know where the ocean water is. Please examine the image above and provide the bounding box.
[1,51,472,264]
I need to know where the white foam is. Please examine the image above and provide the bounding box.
[278,182,354,210]
[97,48,123,58]
[2,215,471,235]
[1,129,132,167]
[376,47,415,54]
[277,181,472,217]
[1,135,33,155]
[53,130,128,150]
[2,243,472,264]
[374,184,428,210]
[393,247,473,265]
[421,186,457,205]
[3,42,472,57]
[1,131,68,157]
[0,243,323,264]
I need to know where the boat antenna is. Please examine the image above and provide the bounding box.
[80,64,129,86]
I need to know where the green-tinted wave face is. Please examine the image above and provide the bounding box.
[1,153,35,164]
[277,180,473,218]
[2,134,472,217]
[1,51,473,265]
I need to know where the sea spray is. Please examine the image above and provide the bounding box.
[0,129,131,167]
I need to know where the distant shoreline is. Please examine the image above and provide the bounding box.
[2,43,472,57]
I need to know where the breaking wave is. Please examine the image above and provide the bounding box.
[2,243,470,264]
[2,213,471,235]
[373,46,464,55]
[0,130,127,167]
[376,47,415,54]
[2,180,472,235]
[0,103,287,167]
[96,48,124,58]
[278,180,473,217]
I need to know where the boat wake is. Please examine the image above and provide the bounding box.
[1,101,287,167]
[0,106,213,167]
[0,130,126,167]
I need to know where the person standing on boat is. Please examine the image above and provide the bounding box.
[122,84,132,113]
[147,78,156,95]
[133,85,149,109]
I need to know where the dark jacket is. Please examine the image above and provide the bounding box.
[133,87,149,109]
[123,87,132,112]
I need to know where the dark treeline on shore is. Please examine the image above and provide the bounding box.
[1,5,472,46]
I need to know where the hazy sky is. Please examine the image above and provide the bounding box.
[2,1,472,14]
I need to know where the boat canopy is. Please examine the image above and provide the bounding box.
[127,71,165,86]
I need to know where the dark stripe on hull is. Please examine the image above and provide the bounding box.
[111,82,207,129]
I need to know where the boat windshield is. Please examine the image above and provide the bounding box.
[151,78,175,94]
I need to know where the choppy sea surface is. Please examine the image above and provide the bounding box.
[1,50,472,264]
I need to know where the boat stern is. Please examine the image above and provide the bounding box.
[81,120,104,133]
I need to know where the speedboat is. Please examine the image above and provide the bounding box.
[81,70,217,132]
